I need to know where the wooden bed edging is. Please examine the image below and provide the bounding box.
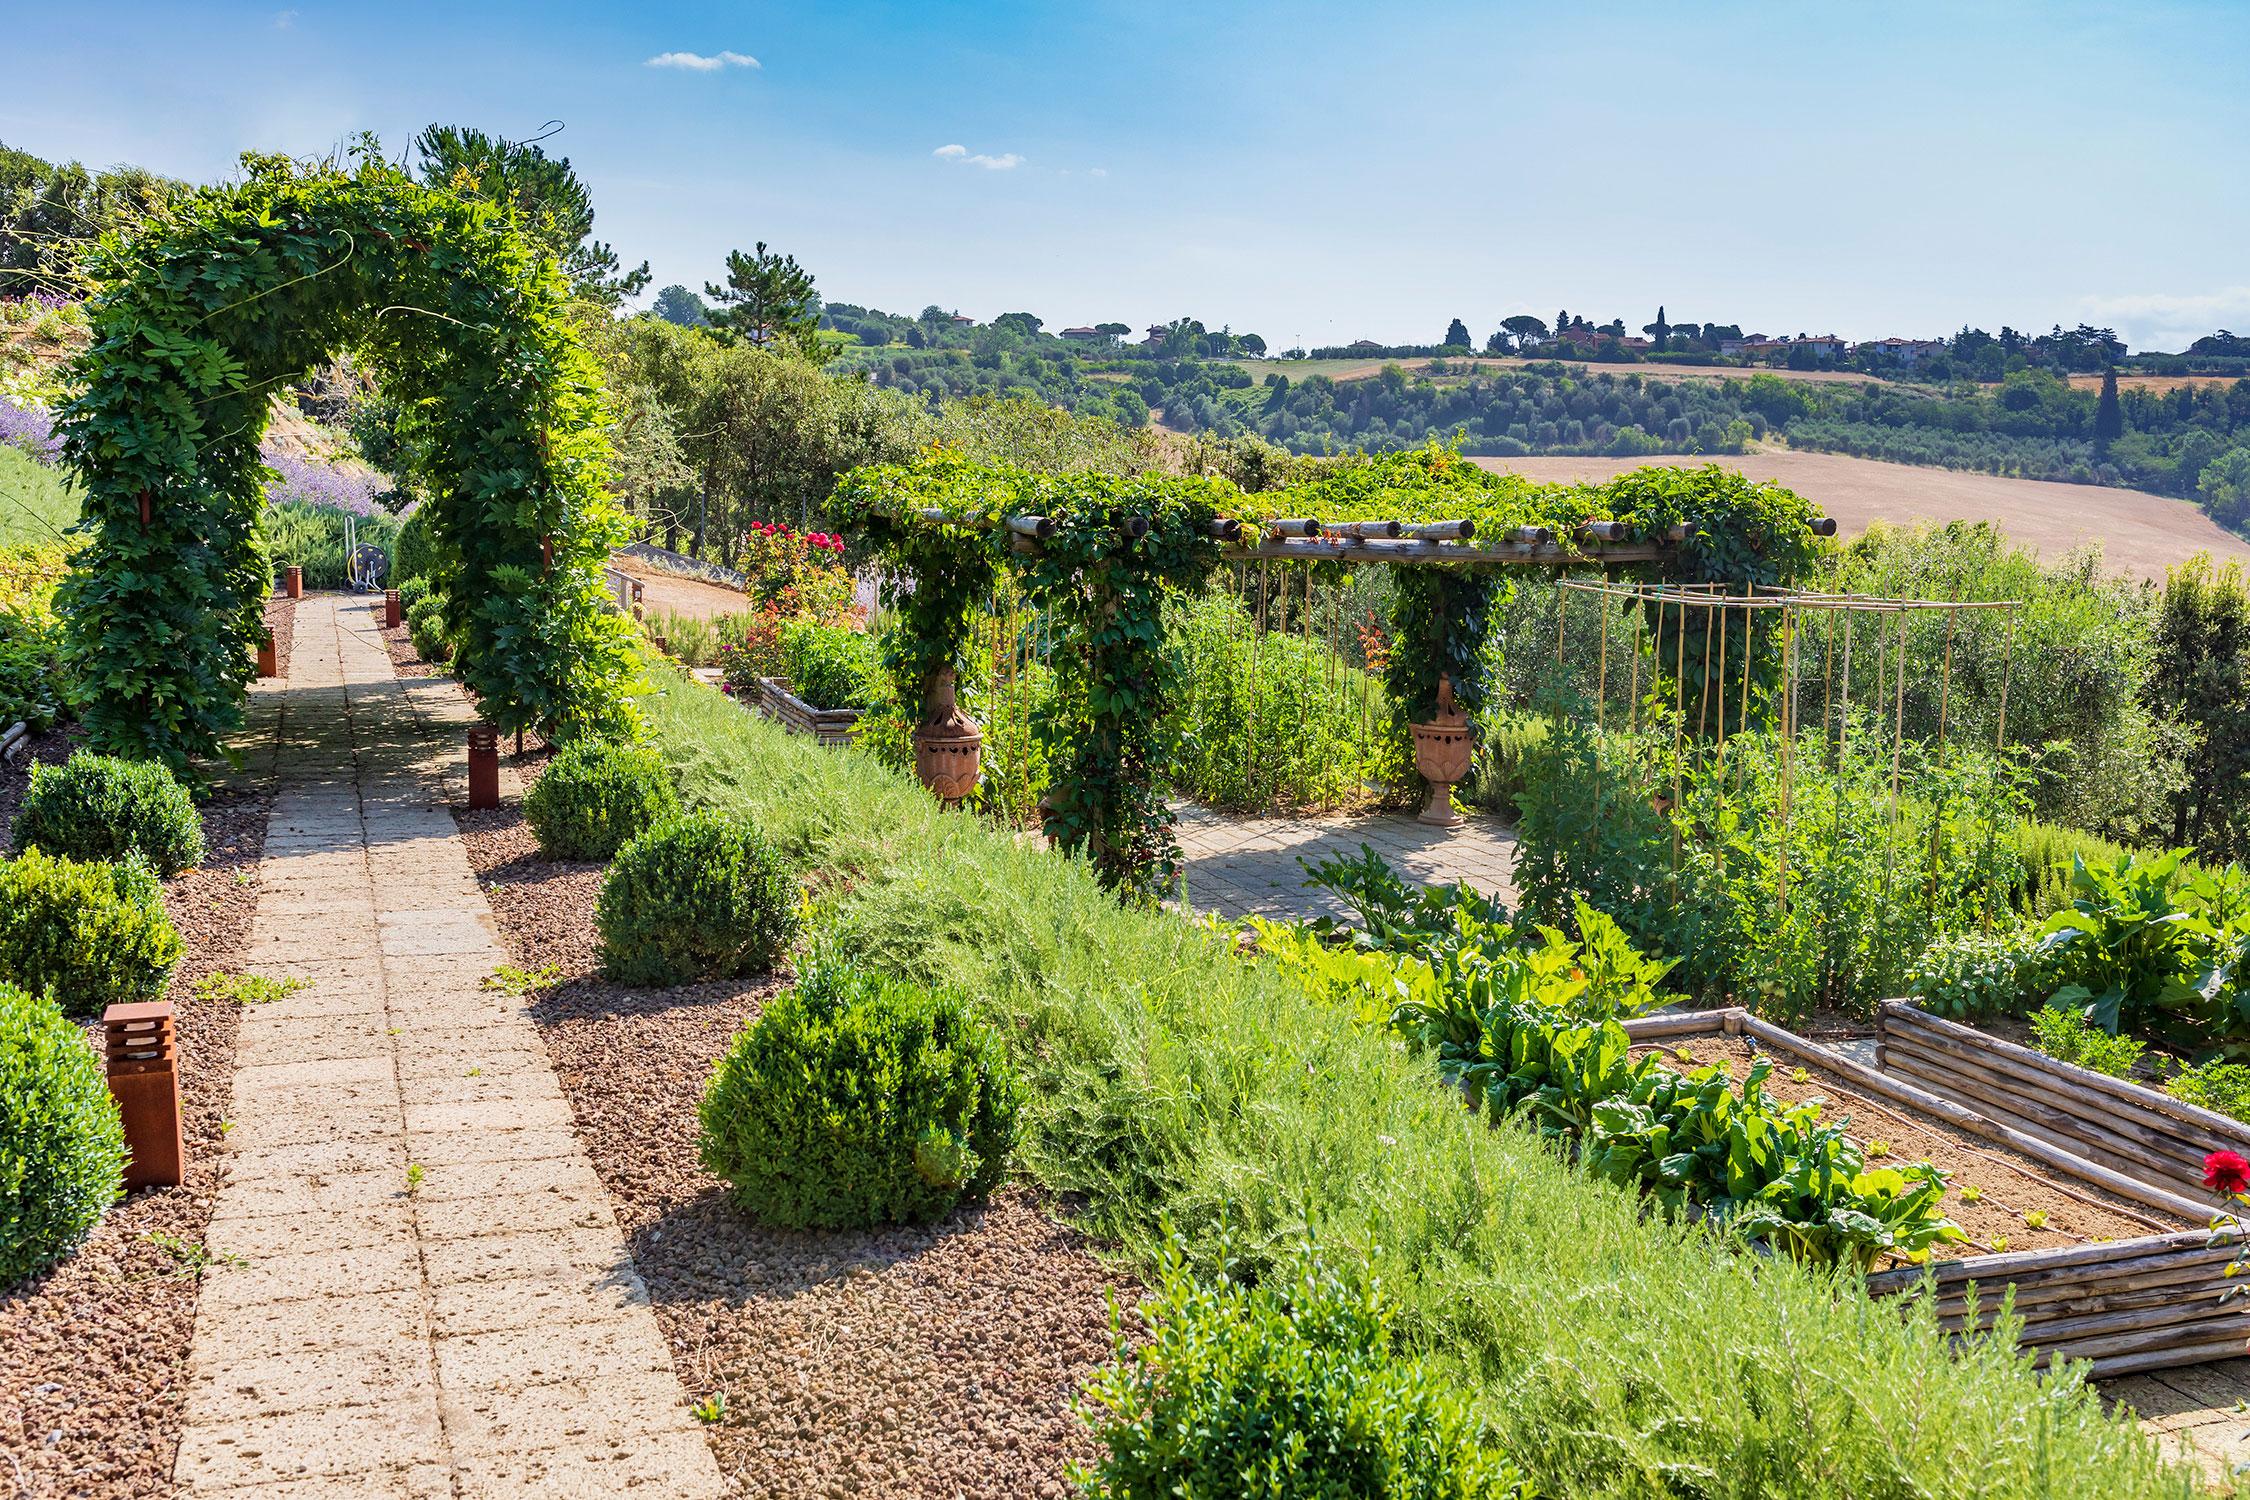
[752,678,860,747]
[1619,1006,2247,1377]
[1876,1000,2250,1204]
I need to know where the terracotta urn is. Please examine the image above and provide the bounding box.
[911,666,983,808]
[1409,674,1473,828]
[284,565,303,599]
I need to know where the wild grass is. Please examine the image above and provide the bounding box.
[0,445,78,546]
[636,664,2202,1499]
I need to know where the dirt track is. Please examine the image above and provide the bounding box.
[1470,450,2250,583]
[609,556,748,622]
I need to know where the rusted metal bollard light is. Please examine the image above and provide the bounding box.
[284,565,303,599]
[103,1001,185,1189]
[467,724,500,809]
[255,629,279,678]
[383,588,401,629]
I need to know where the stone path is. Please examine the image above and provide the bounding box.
[173,595,723,1498]
[1173,801,1519,923]
[2113,1359,2250,1486]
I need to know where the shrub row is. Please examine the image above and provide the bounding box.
[633,665,2199,1498]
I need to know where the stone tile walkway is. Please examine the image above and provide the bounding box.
[174,595,723,1498]
[1173,801,1519,924]
[2111,1359,2250,1486]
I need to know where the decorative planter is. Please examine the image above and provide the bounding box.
[466,724,500,810]
[912,666,983,809]
[255,631,279,679]
[1622,1004,2250,1378]
[913,725,984,807]
[284,565,303,599]
[1409,674,1473,828]
[383,588,401,629]
[753,678,861,747]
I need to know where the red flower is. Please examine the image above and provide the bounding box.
[2204,1150,2250,1195]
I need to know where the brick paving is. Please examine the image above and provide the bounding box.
[172,595,722,1498]
[1173,801,1519,924]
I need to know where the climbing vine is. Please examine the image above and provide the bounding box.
[57,148,637,773]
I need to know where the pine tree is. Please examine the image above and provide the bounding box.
[704,241,827,362]
[2094,365,2124,456]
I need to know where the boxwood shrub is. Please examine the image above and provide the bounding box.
[0,982,126,1288]
[698,955,1017,1228]
[1079,1247,1528,1499]
[12,752,206,875]
[0,849,181,1016]
[406,592,450,662]
[596,812,799,985]
[523,740,680,861]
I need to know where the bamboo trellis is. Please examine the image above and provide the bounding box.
[1552,579,2025,964]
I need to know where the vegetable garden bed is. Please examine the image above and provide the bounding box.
[1623,1007,2244,1377]
[753,677,860,746]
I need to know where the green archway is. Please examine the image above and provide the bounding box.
[56,151,636,771]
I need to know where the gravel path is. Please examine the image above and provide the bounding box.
[0,715,275,1496]
[455,774,1126,1497]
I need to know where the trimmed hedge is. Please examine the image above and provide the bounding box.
[698,953,1017,1228]
[596,812,800,985]
[635,665,2202,1500]
[12,752,206,875]
[0,981,126,1288]
[523,740,679,861]
[0,849,181,1016]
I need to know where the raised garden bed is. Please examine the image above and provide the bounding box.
[753,677,860,747]
[1622,1006,2244,1378]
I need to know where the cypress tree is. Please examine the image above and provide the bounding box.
[2094,365,2124,456]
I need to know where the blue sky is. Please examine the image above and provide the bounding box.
[3,0,2246,351]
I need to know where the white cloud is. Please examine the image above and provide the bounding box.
[645,50,759,72]
[1089,167,1108,178]
[274,9,297,27]
[933,143,1022,170]
[2077,286,2250,352]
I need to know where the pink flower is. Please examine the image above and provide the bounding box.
[2206,1150,2250,1195]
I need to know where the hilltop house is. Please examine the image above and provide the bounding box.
[1059,326,1107,342]
[1854,336,1945,366]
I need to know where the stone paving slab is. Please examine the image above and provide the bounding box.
[1173,799,1520,924]
[172,594,725,1498]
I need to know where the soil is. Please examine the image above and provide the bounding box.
[0,745,272,1499]
[1471,449,2250,583]
[1637,1034,2190,1265]
[380,614,441,679]
[451,759,1125,1497]
[609,557,752,625]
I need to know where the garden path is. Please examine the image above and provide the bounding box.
[1173,801,1519,923]
[171,595,724,1498]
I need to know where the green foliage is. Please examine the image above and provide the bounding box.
[406,592,450,662]
[0,847,180,1016]
[2035,850,2250,1050]
[56,149,638,774]
[2148,554,2250,863]
[1516,708,2030,1021]
[596,812,801,984]
[1076,1245,1529,1500]
[2029,1004,2148,1077]
[704,240,825,361]
[697,952,1018,1229]
[411,124,648,305]
[259,501,399,590]
[0,982,125,1288]
[633,665,2205,1500]
[12,751,205,874]
[1822,521,2174,840]
[778,619,880,711]
[2164,1058,2250,1122]
[2004,819,2142,918]
[395,574,431,614]
[390,507,442,587]
[523,739,680,860]
[1169,588,1394,811]
[0,539,71,727]
[1905,923,2052,1020]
